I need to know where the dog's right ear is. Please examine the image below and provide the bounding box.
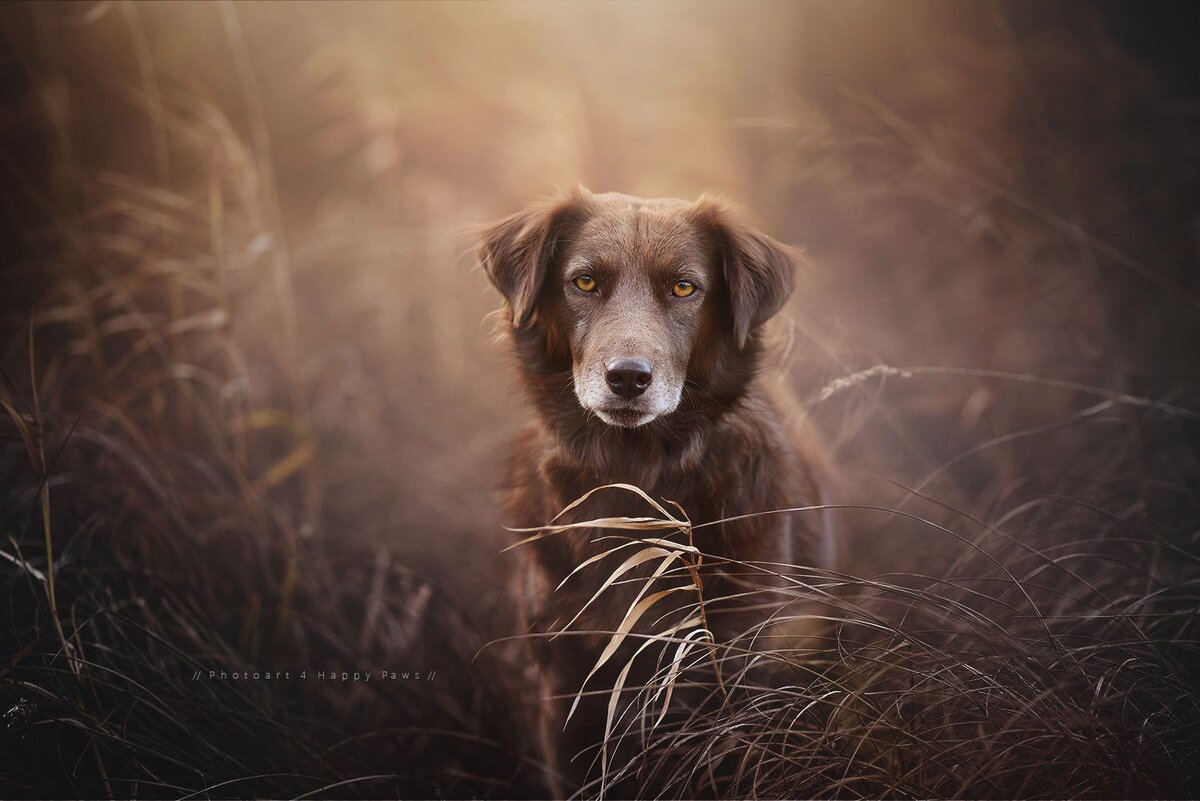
[689,194,798,350]
[478,191,586,328]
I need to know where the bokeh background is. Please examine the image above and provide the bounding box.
[1,1,1197,798]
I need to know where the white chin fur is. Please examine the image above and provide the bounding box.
[594,409,658,428]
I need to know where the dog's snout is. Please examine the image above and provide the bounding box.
[605,358,653,399]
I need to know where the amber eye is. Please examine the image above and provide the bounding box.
[573,274,597,293]
[672,280,697,298]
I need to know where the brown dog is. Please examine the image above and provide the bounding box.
[480,189,836,798]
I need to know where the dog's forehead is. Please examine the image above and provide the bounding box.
[568,196,710,271]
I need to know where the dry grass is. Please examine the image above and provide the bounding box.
[521,481,1199,798]
[1,1,1198,798]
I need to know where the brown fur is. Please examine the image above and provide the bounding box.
[479,188,836,798]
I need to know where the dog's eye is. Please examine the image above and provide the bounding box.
[573,275,597,293]
[672,280,697,298]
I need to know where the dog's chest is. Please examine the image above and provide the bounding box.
[525,457,784,617]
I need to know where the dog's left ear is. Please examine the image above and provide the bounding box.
[478,190,587,328]
[690,196,798,349]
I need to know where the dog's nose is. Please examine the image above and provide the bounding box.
[605,358,653,399]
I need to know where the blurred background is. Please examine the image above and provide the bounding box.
[0,1,1197,797]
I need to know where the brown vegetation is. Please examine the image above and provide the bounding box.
[0,2,1197,798]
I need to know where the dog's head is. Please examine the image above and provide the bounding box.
[479,189,796,428]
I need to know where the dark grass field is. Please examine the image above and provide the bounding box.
[1,1,1198,798]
